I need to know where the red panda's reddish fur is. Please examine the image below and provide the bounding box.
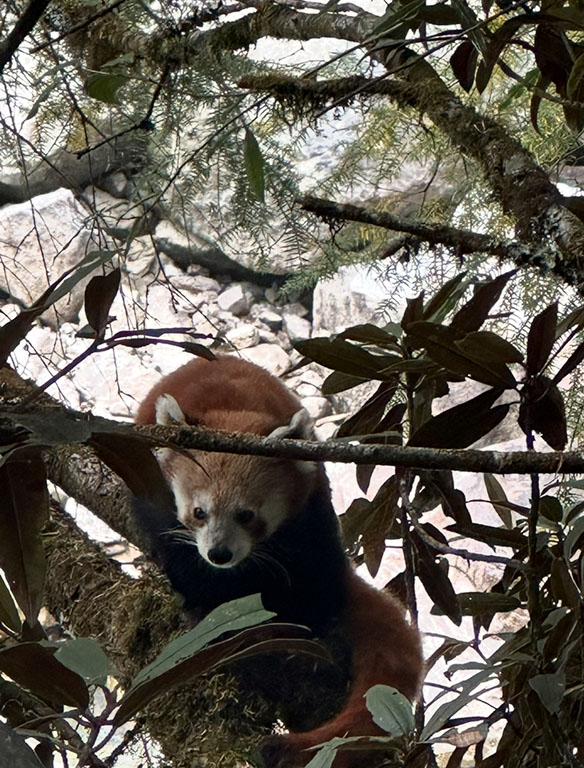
[135,356,423,768]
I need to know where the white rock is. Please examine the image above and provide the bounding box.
[283,313,311,341]
[241,343,291,375]
[174,274,222,296]
[249,304,283,331]
[313,265,386,333]
[0,190,93,325]
[301,396,332,419]
[225,323,260,350]
[282,301,309,318]
[217,285,251,316]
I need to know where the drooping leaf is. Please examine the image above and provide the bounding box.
[450,270,516,333]
[244,127,265,203]
[550,558,581,609]
[356,464,375,494]
[90,432,176,512]
[483,473,513,529]
[519,375,567,450]
[408,388,508,449]
[528,671,565,714]
[0,643,89,709]
[294,337,396,378]
[84,268,121,338]
[337,382,397,438]
[365,685,415,736]
[413,536,461,625]
[0,448,48,624]
[450,41,478,92]
[525,302,558,376]
[0,573,21,632]
[55,638,112,685]
[419,471,471,526]
[552,337,584,384]
[0,722,45,768]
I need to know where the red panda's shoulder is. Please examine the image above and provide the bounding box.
[135,356,301,435]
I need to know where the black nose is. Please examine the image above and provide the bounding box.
[208,546,233,565]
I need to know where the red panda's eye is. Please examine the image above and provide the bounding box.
[193,507,207,521]
[234,508,254,524]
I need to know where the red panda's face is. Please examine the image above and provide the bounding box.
[158,449,316,568]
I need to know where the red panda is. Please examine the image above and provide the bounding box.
[135,356,423,767]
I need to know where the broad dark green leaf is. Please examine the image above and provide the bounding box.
[356,464,375,494]
[55,638,112,685]
[0,448,48,624]
[414,538,461,625]
[450,42,477,92]
[338,324,398,347]
[528,671,565,714]
[90,432,176,512]
[456,592,521,616]
[0,722,45,768]
[337,382,397,438]
[483,473,513,529]
[459,331,523,365]
[114,594,327,725]
[450,270,516,333]
[550,559,581,608]
[84,267,120,338]
[552,337,584,384]
[447,522,527,549]
[422,273,468,321]
[0,574,21,632]
[0,643,89,708]
[401,291,424,330]
[321,370,367,394]
[408,388,508,449]
[406,322,516,388]
[294,337,396,378]
[244,127,265,203]
[365,685,415,736]
[539,496,563,523]
[86,72,128,104]
[519,375,567,450]
[526,302,558,376]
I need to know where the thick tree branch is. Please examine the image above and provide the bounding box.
[298,194,543,262]
[150,5,584,289]
[1,366,582,478]
[0,0,51,74]
[0,129,149,207]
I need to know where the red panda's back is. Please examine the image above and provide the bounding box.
[135,356,301,435]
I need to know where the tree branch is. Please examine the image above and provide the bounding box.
[0,0,51,74]
[0,366,582,479]
[297,194,540,262]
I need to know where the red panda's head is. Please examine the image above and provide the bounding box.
[155,394,317,568]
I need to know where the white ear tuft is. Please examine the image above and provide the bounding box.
[268,408,314,440]
[155,394,187,426]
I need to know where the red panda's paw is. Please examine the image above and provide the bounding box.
[260,734,305,768]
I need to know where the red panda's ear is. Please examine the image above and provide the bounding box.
[268,408,314,440]
[155,394,187,426]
